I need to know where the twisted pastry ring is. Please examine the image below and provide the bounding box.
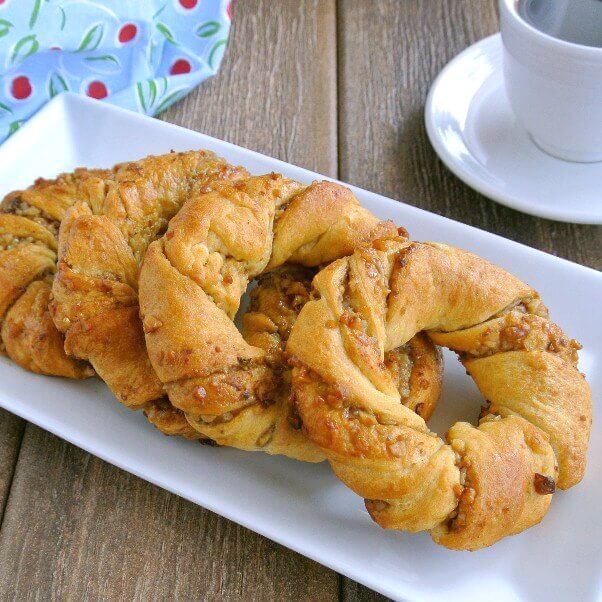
[51,150,248,415]
[1,150,245,387]
[1,150,248,439]
[287,237,591,550]
[1,168,109,378]
[138,175,443,460]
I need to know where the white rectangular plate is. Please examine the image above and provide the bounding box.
[1,94,600,602]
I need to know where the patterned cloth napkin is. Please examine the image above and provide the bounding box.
[0,0,232,142]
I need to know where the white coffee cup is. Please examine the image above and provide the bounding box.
[500,0,602,163]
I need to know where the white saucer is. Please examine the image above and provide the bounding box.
[425,34,602,225]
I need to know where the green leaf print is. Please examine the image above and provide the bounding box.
[85,55,120,66]
[78,23,104,52]
[11,34,39,64]
[156,22,178,45]
[136,82,147,112]
[48,72,69,98]
[29,0,42,29]
[8,121,24,136]
[0,19,13,40]
[196,21,221,38]
[154,88,187,115]
[153,3,167,20]
[208,39,227,69]
[0,101,13,114]
[59,7,67,31]
[136,79,163,113]
[148,80,158,107]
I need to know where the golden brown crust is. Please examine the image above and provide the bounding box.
[464,352,590,489]
[266,181,396,269]
[287,238,591,549]
[51,151,249,411]
[1,167,109,224]
[0,240,55,327]
[144,398,204,440]
[430,415,555,550]
[138,176,438,461]
[0,169,104,375]
[80,150,249,263]
[2,279,92,378]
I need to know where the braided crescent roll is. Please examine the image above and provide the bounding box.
[138,175,443,460]
[0,170,109,378]
[51,151,248,419]
[1,150,245,388]
[287,237,591,550]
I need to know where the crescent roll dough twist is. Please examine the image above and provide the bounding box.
[51,150,248,417]
[0,170,109,378]
[287,237,592,550]
[138,175,443,460]
[1,150,245,390]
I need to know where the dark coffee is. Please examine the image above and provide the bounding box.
[519,0,602,48]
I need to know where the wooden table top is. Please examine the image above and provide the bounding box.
[0,1,599,600]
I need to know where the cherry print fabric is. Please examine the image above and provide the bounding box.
[0,0,232,141]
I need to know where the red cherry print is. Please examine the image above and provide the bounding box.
[87,81,108,99]
[170,59,191,75]
[179,0,198,8]
[118,23,137,43]
[11,76,32,100]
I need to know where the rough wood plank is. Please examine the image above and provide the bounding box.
[165,0,338,175]
[337,0,599,599]
[338,0,601,270]
[0,410,24,520]
[0,1,339,600]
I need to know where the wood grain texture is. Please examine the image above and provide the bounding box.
[165,0,337,175]
[0,410,24,520]
[337,0,601,270]
[0,1,339,600]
